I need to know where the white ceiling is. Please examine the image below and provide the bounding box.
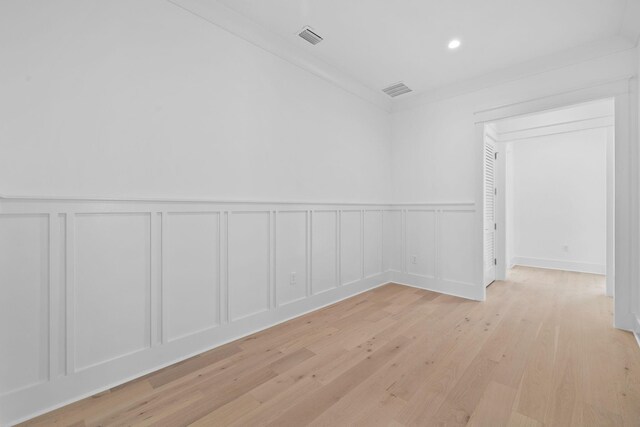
[215,0,635,97]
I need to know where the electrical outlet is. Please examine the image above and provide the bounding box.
[290,272,296,286]
[563,245,569,253]
[410,255,417,264]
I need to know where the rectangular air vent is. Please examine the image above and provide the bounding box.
[298,26,323,45]
[382,82,412,97]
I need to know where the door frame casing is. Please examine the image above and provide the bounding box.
[491,120,615,295]
[483,131,497,287]
[492,134,509,282]
[473,77,638,331]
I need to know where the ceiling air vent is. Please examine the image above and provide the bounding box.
[382,82,412,98]
[298,26,323,45]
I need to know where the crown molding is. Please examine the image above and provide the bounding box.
[166,0,391,112]
[391,36,636,113]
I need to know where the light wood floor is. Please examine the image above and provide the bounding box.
[23,267,640,426]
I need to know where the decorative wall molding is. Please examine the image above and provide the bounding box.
[0,196,476,425]
[392,205,481,300]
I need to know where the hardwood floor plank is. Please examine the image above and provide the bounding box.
[507,411,543,427]
[268,347,316,374]
[514,318,559,422]
[467,381,518,427]
[23,380,154,426]
[187,393,261,427]
[248,347,345,404]
[265,335,411,426]
[146,344,243,389]
[231,377,323,426]
[152,366,278,426]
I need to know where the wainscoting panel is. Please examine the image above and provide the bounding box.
[74,213,151,372]
[364,210,383,277]
[164,212,220,342]
[406,210,437,278]
[0,214,49,396]
[53,214,67,380]
[439,210,476,286]
[228,211,270,321]
[311,211,338,294]
[340,210,362,285]
[0,197,477,426]
[275,211,307,306]
[390,204,479,300]
[383,210,402,272]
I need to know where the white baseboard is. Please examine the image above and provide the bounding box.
[634,315,640,351]
[390,271,484,301]
[512,256,606,275]
[3,273,391,426]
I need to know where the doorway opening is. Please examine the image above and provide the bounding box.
[483,99,614,296]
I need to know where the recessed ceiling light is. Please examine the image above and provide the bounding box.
[448,39,461,49]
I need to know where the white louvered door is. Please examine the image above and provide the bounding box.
[484,137,496,287]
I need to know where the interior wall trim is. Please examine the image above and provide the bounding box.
[0,196,477,426]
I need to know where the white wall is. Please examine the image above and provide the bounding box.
[509,128,607,274]
[391,49,636,203]
[0,0,391,203]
